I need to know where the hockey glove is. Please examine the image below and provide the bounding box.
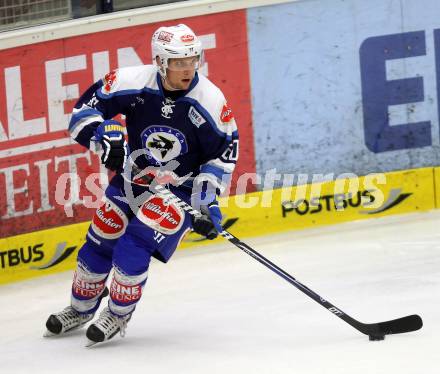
[191,180,223,240]
[192,202,223,240]
[94,120,128,172]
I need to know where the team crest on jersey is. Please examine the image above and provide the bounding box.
[161,97,175,119]
[91,198,128,239]
[137,194,184,234]
[141,126,188,164]
[102,71,117,93]
[188,106,206,127]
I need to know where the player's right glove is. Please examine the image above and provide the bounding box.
[94,120,128,172]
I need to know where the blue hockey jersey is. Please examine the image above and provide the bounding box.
[68,65,239,192]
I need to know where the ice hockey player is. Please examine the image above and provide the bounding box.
[44,23,239,346]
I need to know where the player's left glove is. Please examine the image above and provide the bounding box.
[192,202,223,240]
[94,120,128,172]
[191,180,223,240]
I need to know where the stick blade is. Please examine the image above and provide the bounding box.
[378,314,423,334]
[366,314,423,336]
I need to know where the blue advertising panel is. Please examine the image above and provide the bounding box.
[247,0,440,182]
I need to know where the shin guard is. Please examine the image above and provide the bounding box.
[71,262,109,314]
[108,267,148,316]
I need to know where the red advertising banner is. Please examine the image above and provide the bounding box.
[0,10,256,238]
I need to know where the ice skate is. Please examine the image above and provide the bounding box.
[44,306,94,337]
[85,307,131,347]
[44,287,109,337]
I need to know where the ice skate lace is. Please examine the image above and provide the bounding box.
[57,307,81,329]
[96,308,129,338]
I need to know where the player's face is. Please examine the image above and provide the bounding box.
[165,56,200,90]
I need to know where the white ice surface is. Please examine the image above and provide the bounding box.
[1,211,439,374]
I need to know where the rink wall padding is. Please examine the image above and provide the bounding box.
[1,166,437,285]
[435,167,440,208]
[0,222,89,285]
[217,167,436,239]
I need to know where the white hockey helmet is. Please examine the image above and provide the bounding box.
[151,24,203,78]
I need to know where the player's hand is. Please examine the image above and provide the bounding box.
[192,201,223,240]
[94,120,128,172]
[191,180,223,239]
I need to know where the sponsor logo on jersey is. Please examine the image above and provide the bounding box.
[110,278,142,303]
[220,103,234,123]
[72,272,106,298]
[104,124,124,133]
[181,34,195,43]
[141,126,188,164]
[158,31,173,43]
[103,70,117,93]
[137,194,184,234]
[188,106,206,127]
[91,199,128,239]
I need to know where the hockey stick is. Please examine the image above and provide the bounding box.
[214,230,422,341]
[129,166,423,340]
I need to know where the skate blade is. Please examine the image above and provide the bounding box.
[85,339,99,347]
[43,330,57,338]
